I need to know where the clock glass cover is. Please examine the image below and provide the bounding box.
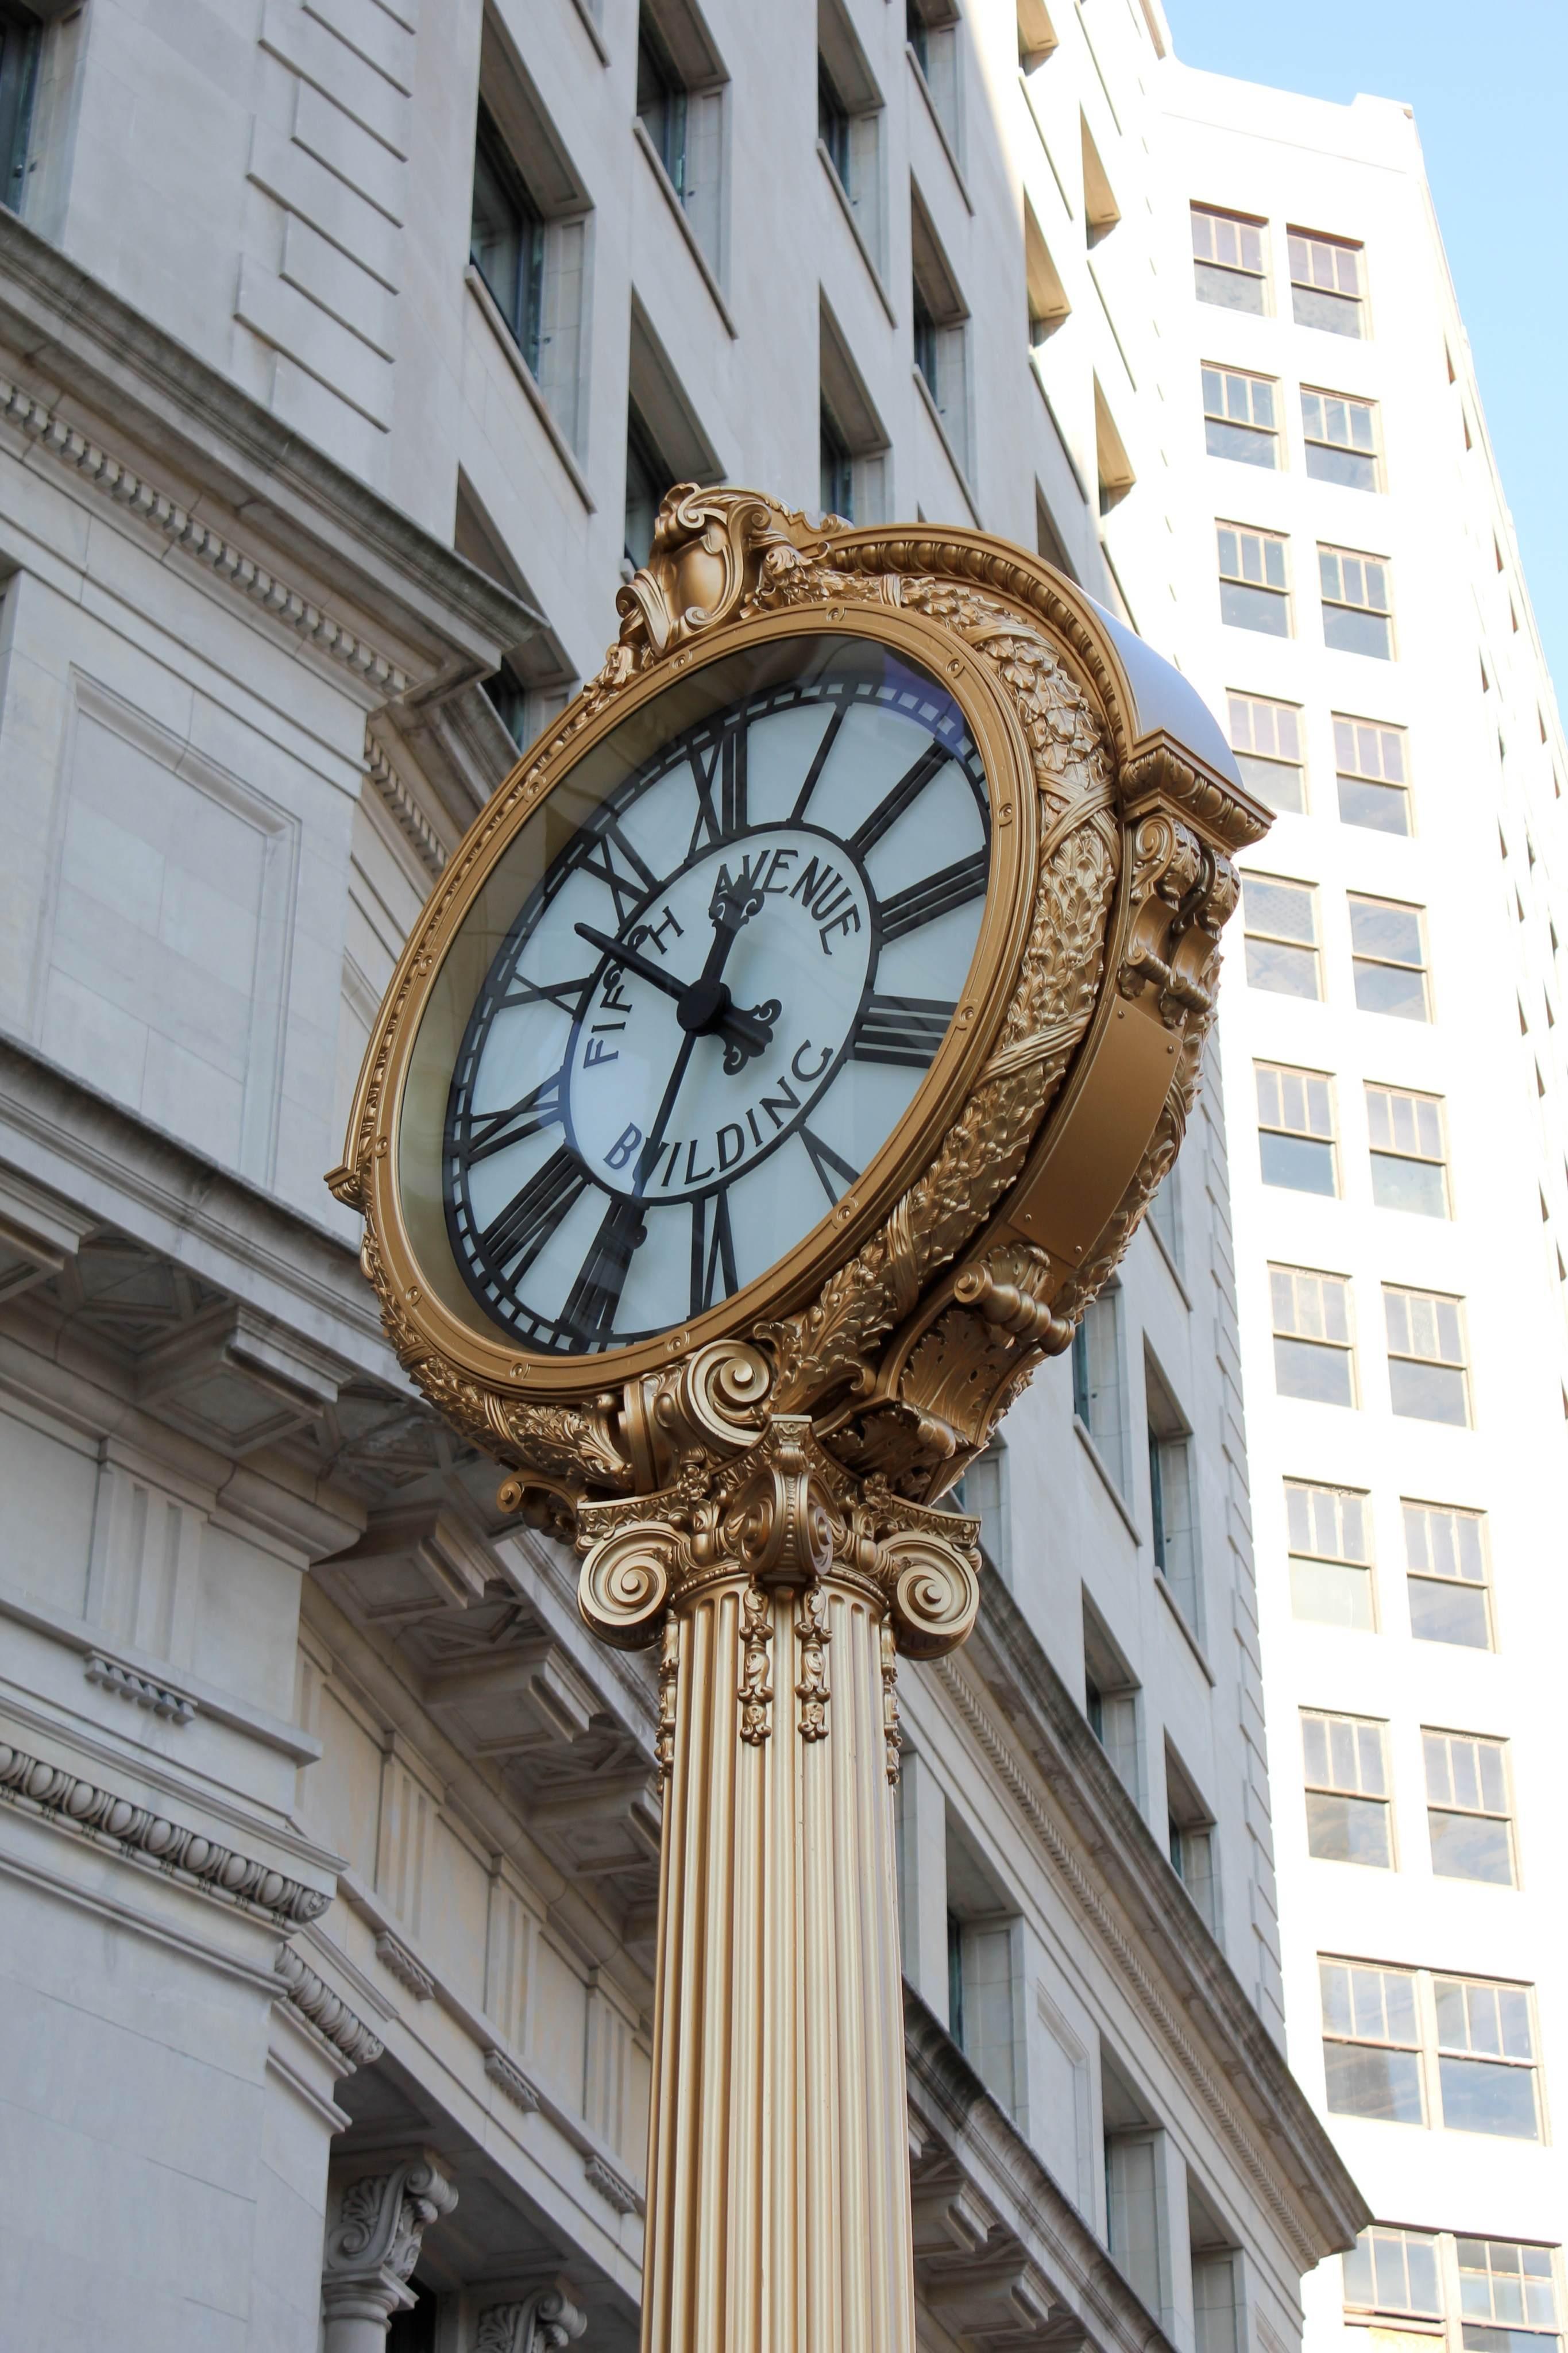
[399,632,992,1356]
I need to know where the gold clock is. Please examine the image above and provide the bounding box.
[331,489,1265,1510]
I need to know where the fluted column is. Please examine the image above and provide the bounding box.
[575,1409,980,2353]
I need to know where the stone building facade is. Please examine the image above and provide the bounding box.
[0,2,1372,2348]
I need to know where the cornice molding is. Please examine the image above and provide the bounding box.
[0,1734,331,1926]
[276,1940,384,2068]
[0,373,411,696]
[367,736,448,876]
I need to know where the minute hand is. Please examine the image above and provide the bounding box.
[573,922,772,1055]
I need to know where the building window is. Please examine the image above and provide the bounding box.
[1167,1757,1217,1934]
[1229,692,1306,813]
[1084,1608,1140,1800]
[1321,545,1394,658]
[954,1438,1009,1583]
[1385,1286,1469,1425]
[912,190,972,477]
[1302,1710,1392,1867]
[1343,2227,1443,2325]
[1218,523,1290,635]
[1436,1978,1539,2140]
[1191,203,1266,313]
[1103,2058,1164,2311]
[1459,2240,1561,2349]
[1424,1731,1516,1887]
[1335,713,1411,834]
[1404,1501,1492,1649]
[636,2,727,272]
[0,0,40,215]
[1243,875,1320,998]
[1147,1361,1199,1632]
[624,400,675,572]
[1287,1479,1373,1629]
[1301,388,1381,489]
[1192,2255,1241,2353]
[1072,1291,1126,1488]
[1145,1163,1181,1268]
[1319,1959,1423,2123]
[820,399,853,519]
[1256,1063,1336,1195]
[1289,227,1366,336]
[1203,365,1279,467]
[1270,1265,1355,1406]
[907,0,961,151]
[1366,1083,1448,1216]
[818,0,887,273]
[1350,895,1430,1020]
[470,106,546,377]
[945,1908,965,2045]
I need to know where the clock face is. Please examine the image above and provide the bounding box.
[435,635,991,1356]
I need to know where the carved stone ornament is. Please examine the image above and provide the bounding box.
[321,2154,457,2333]
[476,2285,588,2352]
[330,485,1266,1581]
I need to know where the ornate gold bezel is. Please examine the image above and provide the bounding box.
[330,489,1267,1505]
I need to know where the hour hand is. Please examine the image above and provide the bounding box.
[574,920,774,1060]
[574,921,687,1006]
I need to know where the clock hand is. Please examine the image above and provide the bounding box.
[573,921,773,1058]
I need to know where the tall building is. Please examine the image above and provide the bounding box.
[1148,61,1568,2353]
[5,2,1555,2351]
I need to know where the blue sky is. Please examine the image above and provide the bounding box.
[1163,0,1568,713]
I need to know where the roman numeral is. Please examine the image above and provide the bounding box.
[497,972,595,1015]
[879,850,990,941]
[686,726,748,858]
[801,1127,860,1206]
[852,994,956,1069]
[847,739,952,859]
[480,1147,587,1283]
[571,819,658,927]
[559,1195,646,1349]
[461,1069,565,1165]
[790,703,847,823]
[690,1191,737,1315]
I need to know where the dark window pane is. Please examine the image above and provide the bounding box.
[1439,2056,1538,2139]
[1323,2040,1423,2123]
[1261,1132,1337,1194]
[1246,939,1320,997]
[1206,417,1277,466]
[1371,1153,1446,1216]
[1293,286,1364,336]
[1354,961,1428,1020]
[1324,603,1393,658]
[1291,1556,1374,1629]
[1237,751,1305,811]
[1306,1790,1392,1866]
[1430,1811,1515,1885]
[1306,442,1378,491]
[1222,580,1290,634]
[1338,775,1410,833]
[1196,261,1265,312]
[1389,1359,1468,1425]
[1408,1576,1490,1648]
[1463,2329,1563,2353]
[1275,1336,1354,1406]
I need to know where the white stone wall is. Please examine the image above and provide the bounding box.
[1152,61,1568,2353]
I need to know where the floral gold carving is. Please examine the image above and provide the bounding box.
[737,1581,774,1745]
[794,1584,831,1741]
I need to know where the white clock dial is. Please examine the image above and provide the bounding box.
[442,638,991,1353]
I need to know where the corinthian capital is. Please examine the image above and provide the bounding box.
[320,2151,457,2339]
[476,2282,588,2351]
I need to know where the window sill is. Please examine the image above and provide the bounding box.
[912,365,981,526]
[1073,1415,1140,1545]
[817,140,897,327]
[1145,1212,1192,1309]
[632,117,738,340]
[905,45,974,215]
[1017,70,1072,218]
[1154,1572,1216,1685]
[566,0,609,65]
[464,266,596,514]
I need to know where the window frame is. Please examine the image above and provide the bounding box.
[1229,692,1306,813]
[1243,873,1321,1000]
[1366,1081,1449,1217]
[1334,711,1411,835]
[1217,521,1292,637]
[1404,1499,1494,1652]
[1301,386,1382,491]
[1270,1263,1357,1407]
[1255,1062,1337,1197]
[1349,892,1430,1022]
[1320,542,1395,659]
[1289,226,1367,337]
[1285,1478,1375,1630]
[1202,364,1280,469]
[1301,1708,1394,1869]
[1191,202,1268,314]
[1384,1284,1470,1428]
[1423,1727,1517,1888]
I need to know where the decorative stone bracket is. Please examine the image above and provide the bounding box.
[320,2153,457,2351]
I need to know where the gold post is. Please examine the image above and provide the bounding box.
[574,1401,980,2353]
